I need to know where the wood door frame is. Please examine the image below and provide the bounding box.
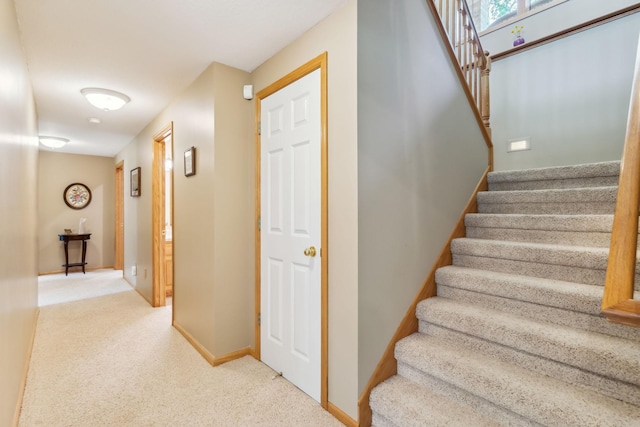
[152,122,173,308]
[115,161,124,271]
[254,52,329,408]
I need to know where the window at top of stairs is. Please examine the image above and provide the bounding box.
[468,0,567,33]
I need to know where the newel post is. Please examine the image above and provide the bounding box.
[480,50,492,138]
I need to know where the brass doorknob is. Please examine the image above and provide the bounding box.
[304,246,317,257]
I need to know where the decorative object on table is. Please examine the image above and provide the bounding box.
[64,228,72,234]
[131,167,141,197]
[184,146,196,177]
[63,183,91,209]
[512,25,525,47]
[78,217,87,234]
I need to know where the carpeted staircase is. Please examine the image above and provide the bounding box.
[370,161,640,426]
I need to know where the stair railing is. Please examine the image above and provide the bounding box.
[602,34,640,328]
[427,0,493,166]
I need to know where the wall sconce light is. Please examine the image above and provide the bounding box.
[39,136,69,148]
[81,88,131,111]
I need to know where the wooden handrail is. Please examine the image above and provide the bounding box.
[602,34,640,328]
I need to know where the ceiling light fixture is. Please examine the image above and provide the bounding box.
[88,117,101,124]
[81,88,130,111]
[39,136,69,149]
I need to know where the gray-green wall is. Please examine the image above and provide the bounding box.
[485,4,640,171]
[357,0,489,392]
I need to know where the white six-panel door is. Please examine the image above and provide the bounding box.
[260,68,321,402]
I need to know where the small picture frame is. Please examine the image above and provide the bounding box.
[131,167,141,197]
[184,146,196,177]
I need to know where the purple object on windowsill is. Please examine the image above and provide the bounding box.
[513,37,525,47]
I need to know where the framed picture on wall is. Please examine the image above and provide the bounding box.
[184,146,196,177]
[131,167,141,197]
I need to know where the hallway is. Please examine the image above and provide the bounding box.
[18,270,343,426]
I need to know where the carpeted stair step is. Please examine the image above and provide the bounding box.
[370,375,501,427]
[488,161,620,191]
[477,186,617,214]
[416,298,640,387]
[451,237,640,287]
[395,361,543,426]
[395,334,640,426]
[370,160,640,426]
[415,297,640,405]
[435,266,640,341]
[465,213,619,247]
[418,320,640,407]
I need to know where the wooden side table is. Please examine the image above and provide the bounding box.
[58,233,91,275]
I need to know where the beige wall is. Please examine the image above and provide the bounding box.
[38,151,115,274]
[210,62,255,354]
[0,0,39,424]
[116,62,254,355]
[118,140,139,287]
[116,0,358,419]
[251,0,358,419]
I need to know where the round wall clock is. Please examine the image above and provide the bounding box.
[63,183,92,210]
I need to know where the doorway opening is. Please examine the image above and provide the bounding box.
[152,123,174,310]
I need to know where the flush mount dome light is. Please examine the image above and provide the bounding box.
[39,136,69,148]
[81,88,130,111]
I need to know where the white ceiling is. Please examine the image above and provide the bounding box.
[15,0,346,157]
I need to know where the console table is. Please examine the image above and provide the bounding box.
[58,233,91,275]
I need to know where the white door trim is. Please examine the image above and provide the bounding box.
[254,52,328,408]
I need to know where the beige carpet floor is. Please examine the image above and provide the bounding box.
[19,269,343,426]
